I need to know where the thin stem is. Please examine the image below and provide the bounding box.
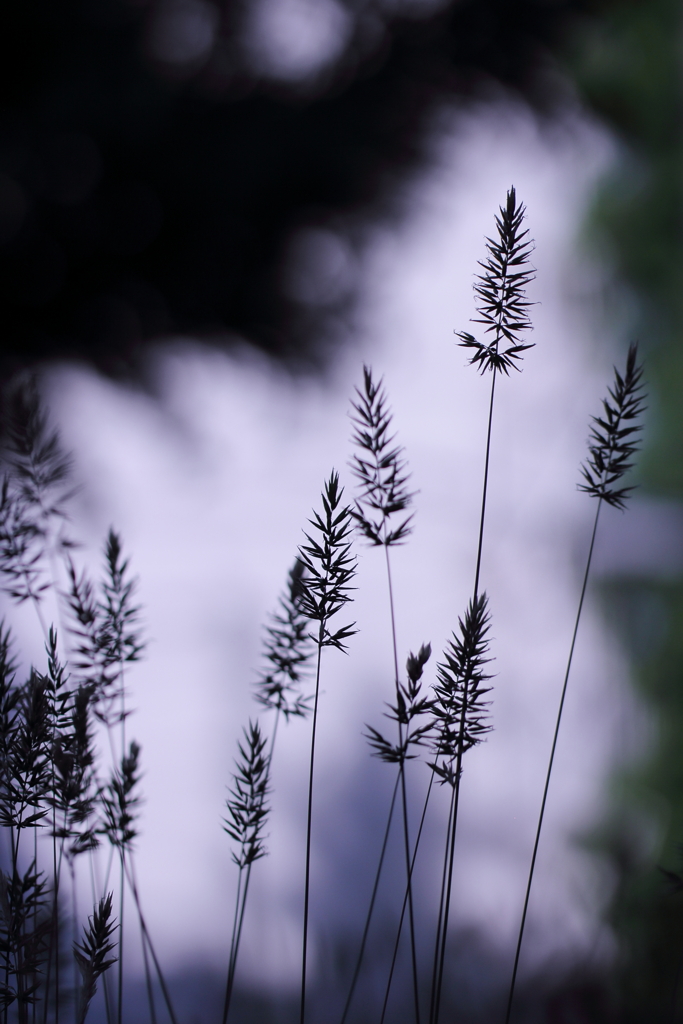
[384,547,420,1024]
[339,772,401,1024]
[223,710,278,1024]
[380,771,437,1024]
[123,859,179,1024]
[71,860,78,1024]
[127,856,157,1024]
[432,713,467,1024]
[140,917,158,1024]
[222,869,244,1024]
[473,368,497,601]
[504,501,602,1024]
[300,636,324,1024]
[117,658,126,1024]
[89,847,113,1024]
[117,854,124,1024]
[428,791,455,1024]
[223,864,253,1024]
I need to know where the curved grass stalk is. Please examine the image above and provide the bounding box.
[348,366,426,1021]
[504,344,645,1024]
[297,471,356,1024]
[423,187,534,1024]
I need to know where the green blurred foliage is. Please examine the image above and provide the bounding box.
[565,1,683,1019]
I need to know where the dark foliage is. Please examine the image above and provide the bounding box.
[0,0,605,379]
[51,682,99,859]
[0,861,51,1012]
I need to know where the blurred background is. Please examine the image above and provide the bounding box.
[2,0,683,1021]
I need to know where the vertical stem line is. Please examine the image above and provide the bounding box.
[380,770,437,1024]
[504,500,602,1024]
[123,860,178,1024]
[223,865,253,1024]
[339,773,400,1024]
[473,367,497,602]
[300,636,323,1024]
[432,676,470,1024]
[428,789,454,1024]
[117,854,124,1024]
[384,547,421,1024]
[222,870,244,1024]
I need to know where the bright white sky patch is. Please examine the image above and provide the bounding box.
[42,101,645,993]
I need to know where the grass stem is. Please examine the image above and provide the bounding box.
[504,501,601,1024]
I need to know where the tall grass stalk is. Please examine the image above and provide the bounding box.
[429,595,492,1024]
[413,186,534,1024]
[222,721,270,1024]
[297,471,356,1024]
[504,343,646,1024]
[344,367,428,1021]
[216,558,314,1014]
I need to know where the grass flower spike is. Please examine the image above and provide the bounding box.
[298,471,356,1024]
[298,470,357,651]
[223,721,271,870]
[429,594,493,1024]
[350,366,415,547]
[222,721,271,1024]
[255,558,313,720]
[579,342,646,509]
[505,344,646,1024]
[430,595,493,785]
[73,893,117,1024]
[456,187,535,376]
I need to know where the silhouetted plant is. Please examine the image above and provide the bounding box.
[73,893,117,1024]
[222,720,271,1024]
[456,187,535,377]
[346,365,427,1020]
[297,470,357,1024]
[429,594,492,1024]
[0,192,650,1024]
[0,381,169,1024]
[504,343,646,1024]
[255,558,313,722]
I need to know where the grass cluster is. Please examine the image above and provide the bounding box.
[0,189,645,1024]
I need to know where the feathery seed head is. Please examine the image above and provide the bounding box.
[298,470,357,652]
[456,187,535,375]
[349,366,415,546]
[430,594,493,786]
[3,376,74,519]
[579,343,646,509]
[101,741,142,851]
[74,892,118,1024]
[365,642,433,764]
[406,643,431,685]
[223,720,271,869]
[255,558,314,720]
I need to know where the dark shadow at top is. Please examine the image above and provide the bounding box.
[0,0,597,385]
